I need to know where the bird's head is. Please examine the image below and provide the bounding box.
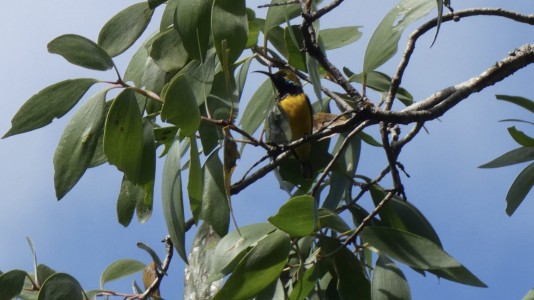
[255,69,303,95]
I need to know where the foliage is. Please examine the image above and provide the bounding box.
[1,0,533,299]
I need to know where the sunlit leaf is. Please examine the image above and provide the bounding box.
[100,259,145,288]
[161,74,201,137]
[3,79,98,138]
[317,208,351,233]
[371,255,411,300]
[38,273,83,300]
[213,230,290,300]
[48,34,113,71]
[104,89,144,182]
[246,9,259,48]
[363,0,435,74]
[54,89,107,200]
[269,195,317,236]
[98,2,154,57]
[116,176,144,227]
[320,26,362,50]
[210,223,276,281]
[506,162,534,216]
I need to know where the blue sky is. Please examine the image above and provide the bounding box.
[1,1,533,299]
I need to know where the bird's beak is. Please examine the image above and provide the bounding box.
[254,70,273,78]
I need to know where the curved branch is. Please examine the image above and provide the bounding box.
[385,8,534,110]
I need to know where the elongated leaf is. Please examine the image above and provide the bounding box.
[246,9,259,48]
[320,237,370,299]
[116,176,144,227]
[361,227,461,270]
[162,138,188,262]
[98,2,154,57]
[371,255,411,300]
[264,0,301,33]
[104,89,144,182]
[124,40,149,86]
[184,223,223,299]
[363,0,435,74]
[213,230,290,300]
[506,162,534,216]
[317,208,351,233]
[137,243,163,271]
[174,0,213,60]
[100,259,145,288]
[210,223,276,281]
[201,150,230,237]
[320,26,362,50]
[508,127,534,147]
[348,70,413,105]
[161,74,201,137]
[268,195,317,236]
[496,94,534,113]
[429,265,487,287]
[48,35,113,71]
[37,264,56,287]
[188,137,203,222]
[479,147,534,168]
[149,28,189,73]
[288,265,323,300]
[285,25,306,71]
[3,79,98,138]
[212,0,248,64]
[54,89,107,200]
[239,78,276,135]
[236,56,254,102]
[38,273,83,300]
[160,0,178,30]
[0,269,27,299]
[176,49,217,107]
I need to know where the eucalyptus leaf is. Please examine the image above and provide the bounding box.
[54,89,107,200]
[508,127,534,147]
[174,0,213,60]
[38,273,83,300]
[0,269,27,299]
[371,255,411,300]
[3,78,98,138]
[100,259,145,288]
[98,2,154,57]
[161,74,201,137]
[268,195,317,236]
[496,94,534,113]
[212,0,248,65]
[506,162,534,216]
[149,27,189,72]
[201,150,230,237]
[188,136,203,222]
[116,176,144,227]
[479,147,534,168]
[320,26,362,50]
[239,78,276,135]
[48,34,114,70]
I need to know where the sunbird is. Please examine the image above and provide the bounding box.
[256,69,314,178]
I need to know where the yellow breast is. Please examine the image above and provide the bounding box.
[278,93,312,162]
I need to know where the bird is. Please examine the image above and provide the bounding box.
[255,69,314,179]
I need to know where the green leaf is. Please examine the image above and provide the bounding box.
[53,89,107,200]
[176,49,217,107]
[268,195,317,236]
[184,223,223,299]
[285,25,306,71]
[496,94,534,114]
[348,70,413,105]
[138,119,157,185]
[116,176,144,227]
[306,54,323,104]
[288,265,324,300]
[370,185,442,247]
[363,0,435,74]
[432,0,445,46]
[236,56,254,102]
[104,89,144,182]
[137,243,163,271]
[371,255,411,300]
[48,34,113,71]
[361,227,461,270]
[188,137,203,222]
[479,147,534,168]
[37,264,56,287]
[100,259,145,288]
[239,78,276,135]
[148,0,167,10]
[210,223,276,281]
[0,269,27,299]
[429,265,487,287]
[320,237,370,300]
[161,74,201,137]
[212,0,248,65]
[38,273,83,300]
[506,162,534,216]
[508,127,534,147]
[523,289,534,300]
[320,26,362,50]
[213,230,290,300]
[323,171,350,209]
[317,208,351,233]
[149,28,189,73]
[137,181,154,223]
[246,9,260,48]
[3,78,98,138]
[98,2,154,57]
[256,279,285,300]
[174,0,213,60]
[263,0,301,33]
[160,0,178,31]
[162,138,188,263]
[124,40,149,86]
[201,150,230,237]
